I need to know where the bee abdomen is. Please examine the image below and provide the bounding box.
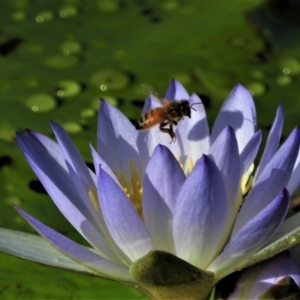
[136,108,164,131]
[136,112,156,130]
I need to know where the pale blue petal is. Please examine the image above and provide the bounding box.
[209,189,289,278]
[97,100,140,177]
[233,127,300,234]
[211,84,256,153]
[27,130,68,171]
[138,94,209,173]
[15,207,133,282]
[50,122,95,187]
[173,155,228,269]
[0,228,97,274]
[16,133,121,263]
[90,144,120,185]
[164,79,207,166]
[255,105,284,180]
[143,145,185,253]
[65,162,125,263]
[98,167,153,263]
[176,93,210,168]
[141,94,161,115]
[139,79,191,164]
[240,130,262,174]
[229,252,300,299]
[165,79,190,100]
[210,126,241,211]
[287,146,300,195]
[137,96,182,168]
[137,95,169,161]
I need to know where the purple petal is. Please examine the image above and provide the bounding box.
[137,96,183,167]
[138,81,209,169]
[137,95,175,161]
[173,155,228,269]
[141,94,161,115]
[176,93,210,165]
[255,105,284,180]
[208,189,290,277]
[0,228,98,274]
[15,206,132,282]
[138,127,182,168]
[50,122,95,187]
[64,161,121,261]
[97,100,139,177]
[233,127,300,234]
[78,149,134,266]
[164,80,206,162]
[229,252,300,299]
[165,79,190,100]
[240,130,262,174]
[90,144,119,185]
[16,133,120,263]
[138,94,209,173]
[143,145,185,253]
[211,84,256,153]
[287,147,300,195]
[27,130,68,171]
[210,126,241,211]
[97,167,153,262]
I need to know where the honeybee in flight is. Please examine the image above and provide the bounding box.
[136,84,202,143]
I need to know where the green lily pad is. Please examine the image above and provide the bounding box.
[0,253,146,300]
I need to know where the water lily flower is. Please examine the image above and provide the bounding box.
[224,251,300,299]
[1,80,300,299]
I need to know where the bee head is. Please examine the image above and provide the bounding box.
[180,100,192,118]
[180,100,202,118]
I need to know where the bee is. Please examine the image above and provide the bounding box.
[136,92,201,142]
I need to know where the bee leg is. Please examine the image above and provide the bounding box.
[159,122,177,143]
[169,125,176,143]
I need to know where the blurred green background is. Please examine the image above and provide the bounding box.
[1,0,300,298]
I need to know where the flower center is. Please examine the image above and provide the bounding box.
[112,155,194,219]
[115,159,143,217]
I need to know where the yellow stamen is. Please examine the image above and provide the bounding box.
[243,176,254,196]
[187,157,194,175]
[115,159,143,218]
[241,163,255,197]
[174,154,195,176]
[89,186,100,212]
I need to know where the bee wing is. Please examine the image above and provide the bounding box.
[140,83,167,105]
[140,83,159,96]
